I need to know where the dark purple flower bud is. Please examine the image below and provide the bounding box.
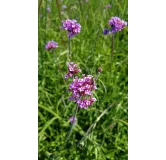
[103,28,110,35]
[98,67,102,73]
[69,116,77,125]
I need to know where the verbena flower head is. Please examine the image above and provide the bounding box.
[61,19,81,38]
[64,62,81,79]
[45,41,58,50]
[69,75,97,109]
[69,116,77,124]
[108,16,127,33]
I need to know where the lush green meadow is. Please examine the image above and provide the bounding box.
[38,0,128,159]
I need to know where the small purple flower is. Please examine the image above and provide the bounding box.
[47,7,51,13]
[61,19,81,38]
[105,4,112,9]
[62,5,67,9]
[45,41,58,50]
[69,116,77,124]
[64,74,69,79]
[108,16,127,33]
[64,62,81,79]
[103,28,110,35]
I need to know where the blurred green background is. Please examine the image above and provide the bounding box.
[38,0,128,159]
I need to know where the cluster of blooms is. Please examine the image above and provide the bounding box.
[45,41,58,50]
[64,62,81,79]
[68,75,97,109]
[103,16,127,35]
[69,116,77,124]
[61,19,81,38]
[109,17,127,33]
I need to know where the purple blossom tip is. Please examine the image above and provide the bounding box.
[45,41,58,50]
[69,116,77,124]
[103,28,110,35]
[108,16,127,33]
[61,19,81,38]
[64,74,69,79]
[64,62,81,79]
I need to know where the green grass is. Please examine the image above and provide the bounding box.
[38,0,128,159]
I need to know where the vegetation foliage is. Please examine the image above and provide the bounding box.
[38,0,128,159]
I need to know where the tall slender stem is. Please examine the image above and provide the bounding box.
[95,72,100,81]
[38,0,43,16]
[111,33,114,59]
[68,37,71,61]
[43,0,48,75]
[78,0,83,14]
[77,104,115,146]
[55,0,62,21]
[65,103,79,145]
[110,33,114,75]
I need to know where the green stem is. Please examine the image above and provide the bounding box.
[110,33,114,79]
[38,0,43,16]
[111,33,114,61]
[68,37,71,61]
[55,0,62,21]
[78,0,83,14]
[65,103,79,145]
[77,104,115,146]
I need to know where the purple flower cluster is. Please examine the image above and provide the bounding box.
[69,116,77,124]
[64,62,81,79]
[61,19,81,38]
[45,41,58,50]
[108,16,127,33]
[69,75,97,109]
[103,16,127,35]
